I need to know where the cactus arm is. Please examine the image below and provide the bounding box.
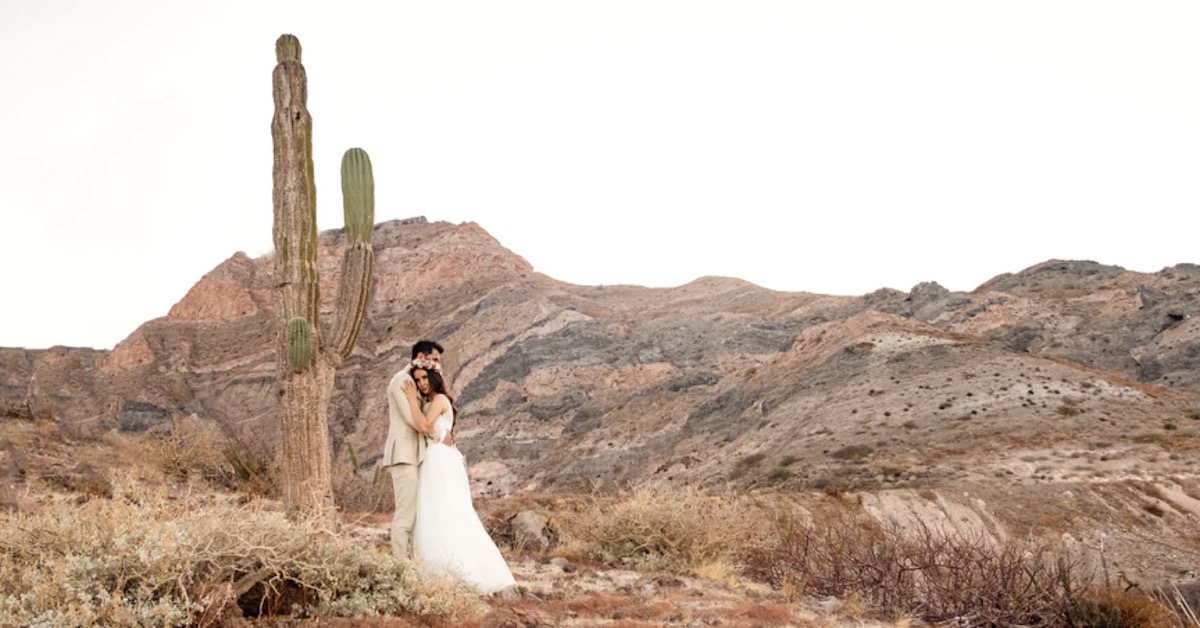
[327,148,375,360]
[341,147,375,240]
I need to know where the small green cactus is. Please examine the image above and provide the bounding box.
[286,317,310,372]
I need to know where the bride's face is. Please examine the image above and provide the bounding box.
[413,369,431,396]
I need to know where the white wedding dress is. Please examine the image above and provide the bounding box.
[412,400,515,594]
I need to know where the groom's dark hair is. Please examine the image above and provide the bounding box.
[411,340,444,359]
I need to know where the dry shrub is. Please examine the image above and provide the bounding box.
[692,557,742,586]
[1153,582,1200,627]
[127,416,236,483]
[220,435,280,498]
[331,444,392,514]
[741,509,1091,626]
[527,490,1195,627]
[0,486,484,626]
[1067,587,1182,628]
[116,416,279,497]
[557,488,768,574]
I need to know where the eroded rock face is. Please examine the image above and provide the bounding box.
[167,253,265,323]
[2,222,1199,500]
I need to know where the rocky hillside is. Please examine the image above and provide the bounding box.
[3,217,1200,585]
[4,218,1197,486]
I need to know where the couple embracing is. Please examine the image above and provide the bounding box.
[383,340,515,594]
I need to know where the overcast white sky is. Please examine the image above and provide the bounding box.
[2,1,1197,350]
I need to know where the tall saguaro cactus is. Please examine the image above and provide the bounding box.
[271,34,375,519]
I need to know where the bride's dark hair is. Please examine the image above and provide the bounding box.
[422,368,459,426]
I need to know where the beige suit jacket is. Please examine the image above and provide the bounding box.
[383,368,427,466]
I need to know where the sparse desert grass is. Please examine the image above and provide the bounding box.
[0,482,485,626]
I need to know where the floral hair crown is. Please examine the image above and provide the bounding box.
[410,357,442,373]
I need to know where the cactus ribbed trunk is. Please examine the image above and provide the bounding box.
[270,34,375,520]
[277,360,336,516]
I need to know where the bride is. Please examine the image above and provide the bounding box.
[402,363,516,594]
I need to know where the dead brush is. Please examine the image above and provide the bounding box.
[330,443,392,514]
[113,416,282,498]
[1153,582,1200,627]
[557,487,771,574]
[115,416,237,485]
[0,485,485,625]
[740,509,1093,626]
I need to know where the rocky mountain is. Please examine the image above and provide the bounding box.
[4,217,1200,583]
[3,219,1199,490]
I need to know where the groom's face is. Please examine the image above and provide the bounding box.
[418,349,442,366]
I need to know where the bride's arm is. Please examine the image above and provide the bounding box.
[402,383,449,434]
[420,395,451,438]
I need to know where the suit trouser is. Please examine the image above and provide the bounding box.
[388,463,419,558]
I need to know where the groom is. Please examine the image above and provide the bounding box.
[384,339,444,558]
